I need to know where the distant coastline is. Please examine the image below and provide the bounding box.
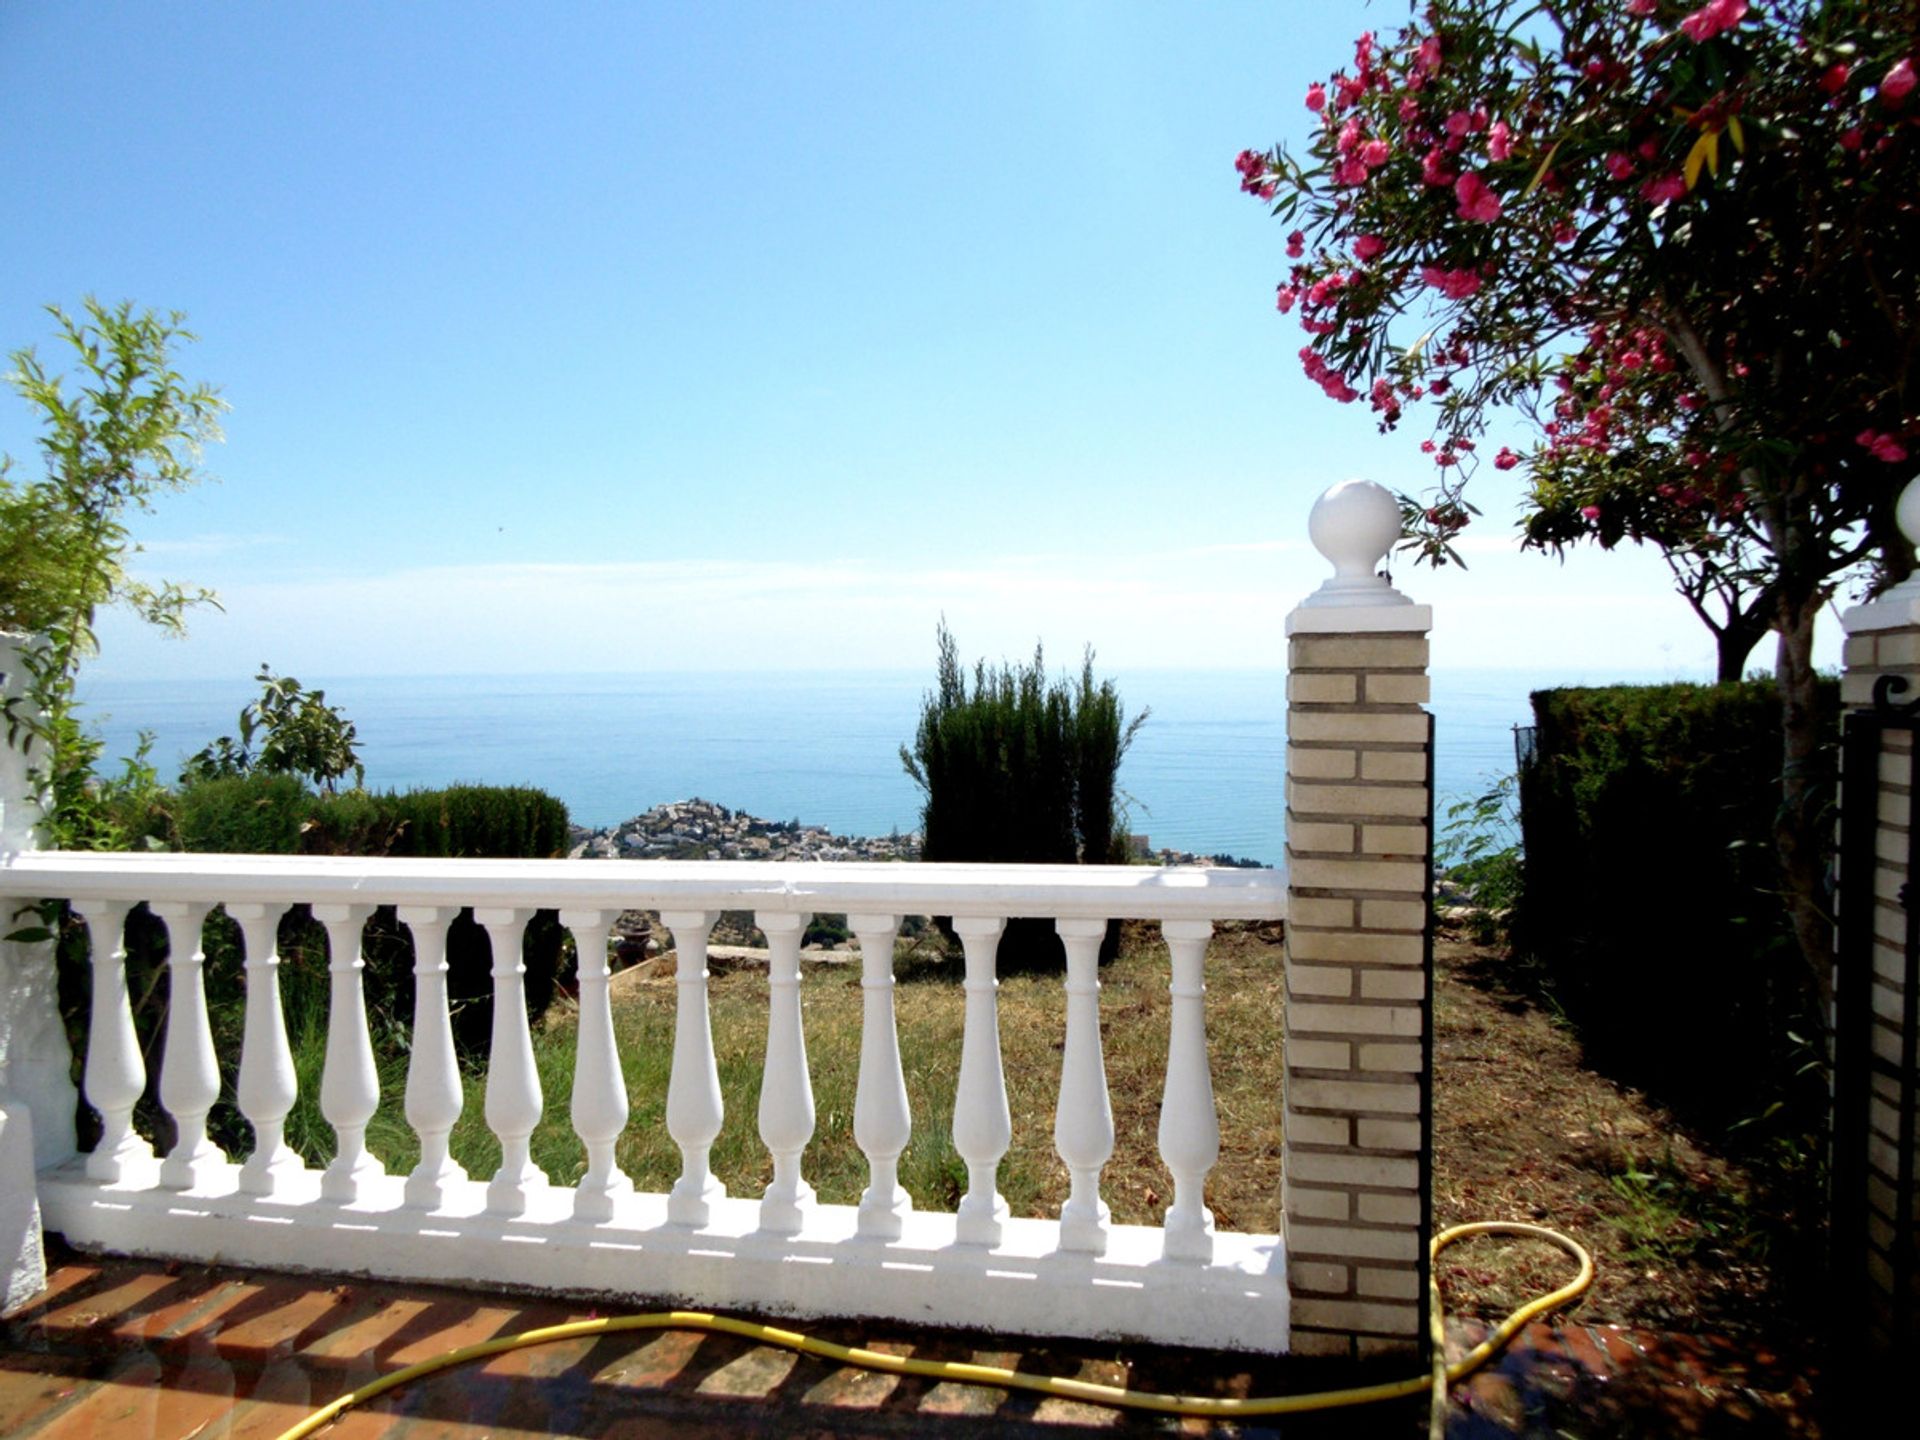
[568,796,1266,868]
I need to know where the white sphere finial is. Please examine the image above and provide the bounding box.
[1898,475,1920,552]
[1300,479,1414,608]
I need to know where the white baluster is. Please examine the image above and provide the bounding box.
[230,902,305,1196]
[151,902,223,1190]
[951,914,1009,1246]
[1159,919,1219,1262]
[71,899,153,1184]
[1054,917,1114,1254]
[662,909,725,1226]
[476,906,546,1215]
[850,913,910,1239]
[313,904,384,1204]
[756,911,815,1233]
[399,905,467,1209]
[562,908,632,1222]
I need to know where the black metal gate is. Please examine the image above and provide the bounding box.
[1834,675,1920,1359]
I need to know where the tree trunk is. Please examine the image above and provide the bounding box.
[1715,616,1769,683]
[1773,596,1835,1019]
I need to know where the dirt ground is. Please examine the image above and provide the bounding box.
[1428,921,1819,1354]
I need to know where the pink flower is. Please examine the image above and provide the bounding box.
[1678,393,1700,410]
[1421,148,1457,187]
[1444,110,1471,138]
[1618,350,1644,371]
[1553,220,1577,245]
[1883,58,1916,104]
[1494,447,1521,471]
[1276,286,1299,313]
[1841,127,1864,151]
[1819,62,1851,96]
[1680,0,1748,44]
[1487,120,1513,161]
[1287,230,1305,258]
[1640,173,1687,205]
[1234,149,1262,179]
[1352,234,1386,261]
[1360,138,1391,167]
[1604,152,1636,180]
[1334,157,1370,186]
[1858,429,1911,463]
[1626,0,1657,14]
[1455,170,1502,222]
[1306,82,1326,112]
[1580,505,1602,521]
[1419,265,1483,300]
[1398,96,1422,123]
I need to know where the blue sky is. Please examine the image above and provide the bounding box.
[1,1,1830,681]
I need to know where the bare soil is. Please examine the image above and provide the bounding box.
[1428,921,1819,1351]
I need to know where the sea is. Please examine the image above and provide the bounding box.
[73,667,1684,868]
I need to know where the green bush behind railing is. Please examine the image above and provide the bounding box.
[55,775,572,1164]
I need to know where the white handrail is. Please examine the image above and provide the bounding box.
[0,852,1288,920]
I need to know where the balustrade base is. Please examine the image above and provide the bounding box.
[36,1161,1290,1354]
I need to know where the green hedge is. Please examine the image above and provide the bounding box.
[1516,680,1836,1128]
[57,777,572,1162]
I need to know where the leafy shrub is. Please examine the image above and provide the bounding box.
[55,775,573,1164]
[181,665,363,793]
[1517,680,1837,1142]
[901,623,1144,971]
[1436,773,1521,944]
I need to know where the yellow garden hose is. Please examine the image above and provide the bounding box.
[272,1220,1592,1439]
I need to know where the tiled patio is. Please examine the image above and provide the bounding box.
[0,1243,1820,1439]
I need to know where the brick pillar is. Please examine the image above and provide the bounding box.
[1837,581,1920,1362]
[1282,482,1434,1360]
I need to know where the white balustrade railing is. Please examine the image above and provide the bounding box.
[2,851,1289,1352]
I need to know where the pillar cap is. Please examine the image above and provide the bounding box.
[1290,480,1429,632]
[1298,480,1419,612]
[1843,475,1920,633]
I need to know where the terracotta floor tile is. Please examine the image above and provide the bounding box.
[693,1343,801,1397]
[476,1330,599,1381]
[593,1328,708,1391]
[215,1286,363,1362]
[0,1263,102,1326]
[295,1295,436,1365]
[37,1270,184,1338]
[797,1362,905,1411]
[916,1377,1012,1417]
[381,1305,521,1368]
[1029,1393,1126,1427]
[133,1279,265,1347]
[29,1346,227,1440]
[0,1353,94,1437]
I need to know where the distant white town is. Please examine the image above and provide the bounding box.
[567,796,1262,868]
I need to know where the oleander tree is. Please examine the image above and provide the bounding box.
[1238,0,1919,1005]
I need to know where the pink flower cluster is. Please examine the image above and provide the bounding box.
[1679,0,1748,44]
[1857,429,1911,464]
[1420,265,1484,300]
[1299,346,1359,404]
[1456,171,1502,221]
[1234,148,1277,201]
[1885,58,1917,105]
